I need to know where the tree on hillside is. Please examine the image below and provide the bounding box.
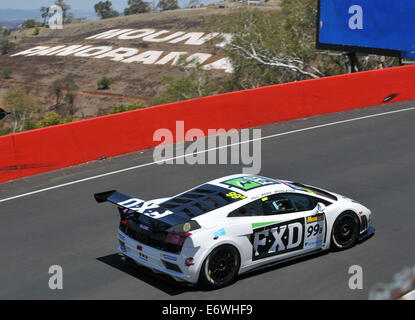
[3,28,11,37]
[50,79,64,108]
[61,74,79,116]
[207,0,398,90]
[124,0,150,15]
[21,19,40,29]
[49,74,79,113]
[158,0,179,11]
[94,1,120,19]
[206,0,325,90]
[150,66,224,106]
[40,6,50,26]
[2,86,41,133]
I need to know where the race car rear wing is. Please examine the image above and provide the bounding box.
[94,190,200,232]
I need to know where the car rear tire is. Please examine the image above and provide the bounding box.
[331,211,360,251]
[200,244,240,289]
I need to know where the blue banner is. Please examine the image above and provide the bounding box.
[318,0,415,58]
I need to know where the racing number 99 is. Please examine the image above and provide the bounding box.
[307,224,320,237]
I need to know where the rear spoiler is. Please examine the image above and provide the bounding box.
[94,190,200,232]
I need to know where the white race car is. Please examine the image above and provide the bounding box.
[95,174,374,288]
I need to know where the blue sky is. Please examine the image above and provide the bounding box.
[0,0,218,11]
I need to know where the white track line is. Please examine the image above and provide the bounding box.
[1,105,415,203]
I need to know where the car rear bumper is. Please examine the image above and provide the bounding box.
[117,230,200,284]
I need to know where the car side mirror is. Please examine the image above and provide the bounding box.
[316,202,326,213]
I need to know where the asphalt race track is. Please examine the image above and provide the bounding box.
[1,100,415,299]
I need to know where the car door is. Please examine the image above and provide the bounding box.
[235,192,327,268]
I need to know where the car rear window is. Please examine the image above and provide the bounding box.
[160,184,246,218]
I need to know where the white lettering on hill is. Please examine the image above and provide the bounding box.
[11,28,234,73]
[11,45,233,73]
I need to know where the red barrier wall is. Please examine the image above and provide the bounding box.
[1,64,415,183]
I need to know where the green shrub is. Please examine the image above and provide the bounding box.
[32,28,41,36]
[97,77,111,90]
[1,40,14,55]
[36,112,74,128]
[22,118,38,131]
[110,101,146,114]
[0,127,12,136]
[2,68,12,79]
[21,19,37,29]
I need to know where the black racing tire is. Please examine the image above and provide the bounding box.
[330,211,360,251]
[200,244,240,289]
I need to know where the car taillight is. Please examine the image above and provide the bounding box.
[165,232,191,246]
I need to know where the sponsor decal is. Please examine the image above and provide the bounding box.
[213,228,226,238]
[183,222,191,232]
[306,213,324,223]
[251,221,280,229]
[226,191,247,200]
[222,176,278,191]
[305,239,323,247]
[117,198,173,219]
[162,254,178,262]
[250,218,304,260]
[304,213,325,249]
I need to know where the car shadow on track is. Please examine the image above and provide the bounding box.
[97,253,204,296]
[97,251,329,296]
[238,250,330,281]
[97,235,374,296]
